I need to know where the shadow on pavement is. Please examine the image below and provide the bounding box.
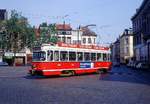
[99,66,150,86]
[24,73,99,80]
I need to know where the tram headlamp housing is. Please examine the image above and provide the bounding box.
[32,65,36,69]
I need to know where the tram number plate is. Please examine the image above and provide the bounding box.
[80,62,94,69]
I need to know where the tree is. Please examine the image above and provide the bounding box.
[0,10,37,65]
[38,22,58,45]
[26,26,36,49]
[0,20,7,50]
[5,10,36,51]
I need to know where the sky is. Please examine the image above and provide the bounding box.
[0,0,143,45]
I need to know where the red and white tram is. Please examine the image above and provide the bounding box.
[29,42,112,76]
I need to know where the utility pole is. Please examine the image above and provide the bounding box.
[77,25,80,44]
[63,21,66,43]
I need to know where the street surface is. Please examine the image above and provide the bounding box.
[0,66,150,104]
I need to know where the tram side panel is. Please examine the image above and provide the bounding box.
[94,61,112,70]
[31,61,112,76]
[31,62,82,76]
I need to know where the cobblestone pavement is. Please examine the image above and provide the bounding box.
[0,66,150,104]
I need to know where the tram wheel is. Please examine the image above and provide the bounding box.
[101,69,108,74]
[70,70,75,76]
[96,69,101,74]
[61,70,75,77]
[30,71,35,76]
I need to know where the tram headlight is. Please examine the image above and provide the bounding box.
[32,65,36,69]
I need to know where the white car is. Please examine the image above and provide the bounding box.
[136,62,150,70]
[135,63,142,69]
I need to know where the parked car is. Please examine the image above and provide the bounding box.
[131,61,139,69]
[135,62,142,69]
[0,62,9,66]
[136,62,150,70]
[127,61,133,68]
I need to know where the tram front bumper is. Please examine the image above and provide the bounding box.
[29,69,43,75]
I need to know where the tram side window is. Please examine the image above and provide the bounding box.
[69,52,76,61]
[103,53,107,61]
[97,53,102,61]
[60,51,68,61]
[84,52,90,61]
[108,54,111,61]
[54,51,59,61]
[47,50,53,61]
[77,52,83,61]
[107,54,110,61]
[91,53,96,61]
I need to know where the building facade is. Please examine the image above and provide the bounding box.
[111,39,120,65]
[0,9,7,20]
[131,0,150,64]
[71,29,83,44]
[56,23,72,44]
[56,24,97,45]
[0,9,7,62]
[81,27,97,45]
[120,29,134,64]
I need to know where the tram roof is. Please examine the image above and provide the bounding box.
[36,43,110,53]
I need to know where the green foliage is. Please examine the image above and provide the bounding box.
[38,22,57,44]
[0,10,36,52]
[0,10,58,52]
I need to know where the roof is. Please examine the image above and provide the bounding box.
[41,42,110,52]
[120,28,133,38]
[34,28,40,37]
[131,0,149,20]
[81,27,97,36]
[56,24,72,30]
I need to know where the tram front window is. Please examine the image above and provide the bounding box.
[33,51,46,61]
[103,53,107,61]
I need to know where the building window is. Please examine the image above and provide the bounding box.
[93,38,96,44]
[83,38,86,44]
[126,47,129,54]
[67,37,71,43]
[126,38,129,44]
[58,31,63,35]
[58,37,61,41]
[66,31,71,35]
[88,38,92,44]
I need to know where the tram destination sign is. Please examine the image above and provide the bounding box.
[58,42,109,51]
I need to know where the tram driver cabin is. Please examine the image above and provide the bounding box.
[29,43,112,76]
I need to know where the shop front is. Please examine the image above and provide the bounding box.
[14,53,26,66]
